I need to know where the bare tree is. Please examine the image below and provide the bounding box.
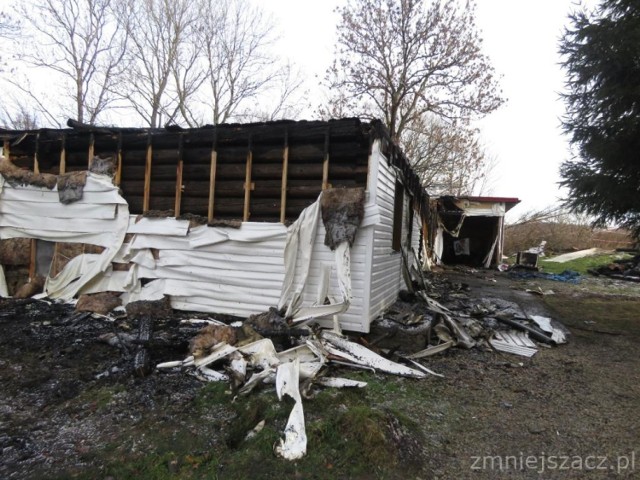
[239,62,308,123]
[0,101,39,129]
[0,11,19,39]
[404,116,489,195]
[9,0,127,124]
[193,0,303,125]
[325,0,504,142]
[114,0,202,128]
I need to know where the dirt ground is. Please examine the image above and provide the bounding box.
[0,269,639,479]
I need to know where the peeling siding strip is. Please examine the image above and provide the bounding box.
[127,216,190,236]
[0,201,117,220]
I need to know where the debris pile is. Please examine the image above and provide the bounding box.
[149,275,568,461]
[156,318,429,461]
[369,283,568,360]
[588,254,640,283]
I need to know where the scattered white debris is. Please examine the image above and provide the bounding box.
[530,315,568,344]
[274,359,307,460]
[490,331,538,357]
[545,248,605,263]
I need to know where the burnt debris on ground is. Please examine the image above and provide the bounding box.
[0,269,571,472]
[0,268,564,476]
[588,254,640,283]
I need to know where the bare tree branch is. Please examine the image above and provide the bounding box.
[325,0,504,142]
[12,0,127,124]
[114,0,202,127]
[404,116,492,196]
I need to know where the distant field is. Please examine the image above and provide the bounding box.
[504,220,636,256]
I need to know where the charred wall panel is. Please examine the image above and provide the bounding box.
[1,120,373,222]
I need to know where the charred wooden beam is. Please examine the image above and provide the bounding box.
[174,134,184,217]
[29,239,36,280]
[143,133,152,213]
[280,129,289,223]
[133,316,153,377]
[208,131,217,222]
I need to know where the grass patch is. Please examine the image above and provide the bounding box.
[544,295,640,335]
[194,381,232,410]
[539,252,632,275]
[69,383,126,412]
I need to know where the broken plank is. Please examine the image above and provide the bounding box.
[208,148,218,222]
[143,134,152,212]
[174,135,184,217]
[87,133,95,168]
[280,132,289,223]
[322,128,330,190]
[115,133,123,185]
[243,141,253,221]
[59,134,66,174]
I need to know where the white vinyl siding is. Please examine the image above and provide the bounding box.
[366,142,404,324]
[295,220,373,332]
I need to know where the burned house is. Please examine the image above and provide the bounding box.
[430,195,519,268]
[0,118,428,333]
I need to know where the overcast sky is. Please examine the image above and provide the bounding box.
[2,0,597,221]
[264,0,598,221]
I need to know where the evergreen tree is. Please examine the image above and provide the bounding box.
[559,0,640,238]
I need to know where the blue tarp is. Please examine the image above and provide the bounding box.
[508,269,581,284]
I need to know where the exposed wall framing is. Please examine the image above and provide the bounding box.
[1,119,374,223]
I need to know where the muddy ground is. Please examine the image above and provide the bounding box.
[0,269,639,479]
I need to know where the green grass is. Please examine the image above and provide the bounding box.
[66,373,429,480]
[538,252,633,275]
[544,296,640,335]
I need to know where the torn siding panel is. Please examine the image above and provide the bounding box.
[287,213,372,332]
[0,173,127,249]
[0,201,117,219]
[411,214,421,255]
[368,147,403,321]
[127,216,190,236]
[128,222,288,316]
[0,173,130,299]
[453,199,506,217]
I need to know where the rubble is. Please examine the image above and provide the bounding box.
[146,267,570,460]
[75,292,122,315]
[0,243,572,463]
[13,274,45,299]
[588,254,640,282]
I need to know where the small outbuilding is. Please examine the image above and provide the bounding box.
[430,195,519,268]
